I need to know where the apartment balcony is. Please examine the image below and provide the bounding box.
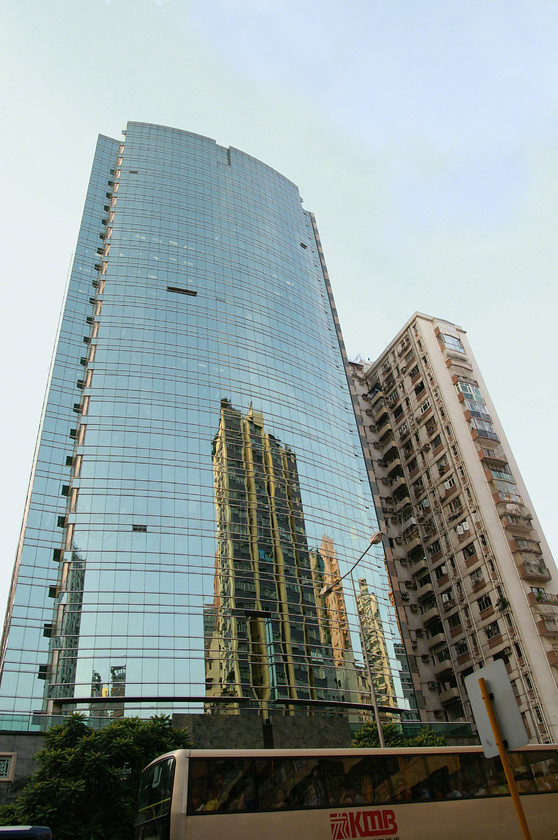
[471,427,500,444]
[409,554,429,575]
[509,538,541,555]
[518,561,552,582]
[439,685,461,704]
[477,442,507,462]
[547,649,558,667]
[537,617,558,637]
[384,448,401,468]
[368,391,384,411]
[371,400,387,421]
[376,431,395,451]
[427,631,446,648]
[390,473,407,492]
[417,581,435,599]
[405,531,423,552]
[397,338,411,357]
[376,415,391,438]
[527,591,558,607]
[434,656,453,676]
[393,492,411,511]
[421,605,441,625]
[494,493,526,511]
[500,513,533,533]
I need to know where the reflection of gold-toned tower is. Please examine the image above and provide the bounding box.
[207,400,337,712]
[311,537,351,667]
[46,548,85,705]
[357,578,397,708]
[309,538,367,717]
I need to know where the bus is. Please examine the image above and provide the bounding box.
[0,830,52,839]
[133,745,558,840]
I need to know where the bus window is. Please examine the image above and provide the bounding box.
[483,756,508,796]
[521,751,558,793]
[255,758,296,810]
[322,757,366,806]
[508,752,537,793]
[136,757,175,825]
[189,758,256,813]
[284,758,326,809]
[424,753,481,799]
[320,757,392,806]
[384,755,432,802]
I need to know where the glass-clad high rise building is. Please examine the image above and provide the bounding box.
[0,123,411,722]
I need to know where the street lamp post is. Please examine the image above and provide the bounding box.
[320,531,387,748]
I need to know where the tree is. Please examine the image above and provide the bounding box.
[353,720,447,748]
[0,713,191,840]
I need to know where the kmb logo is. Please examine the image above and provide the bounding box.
[330,809,398,839]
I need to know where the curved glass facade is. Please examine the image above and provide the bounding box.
[0,123,412,721]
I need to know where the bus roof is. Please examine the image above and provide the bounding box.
[143,744,558,764]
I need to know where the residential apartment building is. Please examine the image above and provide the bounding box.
[350,312,558,743]
[0,123,410,727]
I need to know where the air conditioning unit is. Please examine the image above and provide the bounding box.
[462,522,470,531]
[401,366,407,373]
[427,681,437,690]
[401,593,410,601]
[410,604,419,613]
[395,537,404,544]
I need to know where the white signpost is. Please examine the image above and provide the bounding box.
[464,659,528,758]
[464,659,531,840]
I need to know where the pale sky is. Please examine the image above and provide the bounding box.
[1,0,558,614]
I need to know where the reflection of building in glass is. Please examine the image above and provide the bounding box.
[356,579,397,708]
[0,123,414,722]
[46,549,85,704]
[207,401,337,709]
[89,664,127,720]
[309,538,362,709]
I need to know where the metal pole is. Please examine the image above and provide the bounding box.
[351,572,386,748]
[478,678,532,840]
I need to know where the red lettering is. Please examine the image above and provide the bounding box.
[383,811,397,834]
[349,811,364,836]
[333,810,398,840]
[363,811,384,834]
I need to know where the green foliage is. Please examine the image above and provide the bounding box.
[0,713,191,840]
[353,720,447,748]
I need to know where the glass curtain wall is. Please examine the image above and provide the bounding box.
[0,123,412,722]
